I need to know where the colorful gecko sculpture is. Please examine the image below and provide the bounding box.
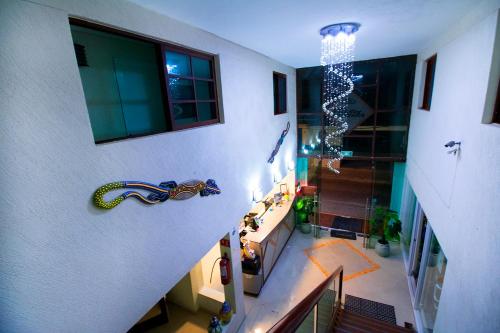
[268,121,290,164]
[93,179,221,209]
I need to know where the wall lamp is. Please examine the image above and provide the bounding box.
[252,188,263,203]
[444,140,461,155]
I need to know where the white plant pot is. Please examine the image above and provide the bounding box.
[375,241,390,257]
[300,223,312,234]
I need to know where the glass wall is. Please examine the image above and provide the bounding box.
[418,234,447,332]
[296,55,417,224]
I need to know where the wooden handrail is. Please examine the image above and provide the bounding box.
[267,265,344,333]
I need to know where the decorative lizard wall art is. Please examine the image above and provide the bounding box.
[93,179,221,209]
[268,121,290,164]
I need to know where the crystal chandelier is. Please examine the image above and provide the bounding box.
[320,23,360,173]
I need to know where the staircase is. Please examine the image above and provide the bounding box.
[267,266,415,333]
[333,308,414,333]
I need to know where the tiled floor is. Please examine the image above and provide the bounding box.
[237,229,415,333]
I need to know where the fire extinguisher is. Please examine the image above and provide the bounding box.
[210,253,232,285]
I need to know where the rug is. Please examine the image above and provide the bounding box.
[344,294,397,325]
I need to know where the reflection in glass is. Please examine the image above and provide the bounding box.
[169,78,194,100]
[298,114,322,156]
[166,51,191,76]
[419,234,447,332]
[172,103,196,125]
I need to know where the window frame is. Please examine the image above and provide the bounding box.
[161,44,220,130]
[69,17,221,143]
[420,54,437,111]
[273,71,288,115]
[492,79,500,124]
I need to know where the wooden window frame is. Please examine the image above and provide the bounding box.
[273,71,287,115]
[420,54,437,111]
[69,17,221,142]
[161,44,220,130]
[492,79,500,124]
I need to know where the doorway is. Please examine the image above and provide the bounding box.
[128,234,236,333]
[407,203,447,332]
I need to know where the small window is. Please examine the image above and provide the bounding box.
[273,72,287,115]
[420,54,437,111]
[492,79,500,124]
[164,47,219,130]
[69,19,220,143]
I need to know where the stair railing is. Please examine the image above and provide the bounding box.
[267,265,344,333]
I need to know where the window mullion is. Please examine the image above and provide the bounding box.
[189,56,200,122]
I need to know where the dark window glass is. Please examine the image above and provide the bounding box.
[379,59,415,110]
[374,131,407,157]
[192,57,212,79]
[195,80,215,100]
[164,48,219,129]
[273,72,287,115]
[169,78,195,100]
[297,67,323,113]
[343,136,373,157]
[353,60,378,85]
[198,102,217,121]
[172,103,196,125]
[420,55,437,111]
[70,24,166,143]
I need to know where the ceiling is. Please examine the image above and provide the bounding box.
[129,0,477,68]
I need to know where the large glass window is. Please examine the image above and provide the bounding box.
[70,19,220,143]
[71,25,167,143]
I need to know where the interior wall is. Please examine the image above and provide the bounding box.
[0,0,296,332]
[200,242,223,292]
[405,6,500,333]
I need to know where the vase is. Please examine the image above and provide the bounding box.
[300,223,312,234]
[375,241,390,257]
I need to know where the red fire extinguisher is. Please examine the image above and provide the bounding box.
[219,253,232,285]
[210,253,232,285]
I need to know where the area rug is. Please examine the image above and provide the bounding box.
[344,294,397,325]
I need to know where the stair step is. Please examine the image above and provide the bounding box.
[338,321,386,333]
[338,310,414,333]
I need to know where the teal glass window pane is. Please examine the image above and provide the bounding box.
[169,78,195,100]
[197,102,217,121]
[166,51,191,76]
[114,58,167,135]
[192,57,212,78]
[195,80,214,100]
[172,103,197,125]
[70,24,166,142]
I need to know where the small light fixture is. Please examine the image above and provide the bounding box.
[252,188,263,203]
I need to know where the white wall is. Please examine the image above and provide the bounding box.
[405,5,500,333]
[0,0,296,332]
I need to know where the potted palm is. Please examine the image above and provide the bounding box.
[294,196,314,234]
[369,207,401,257]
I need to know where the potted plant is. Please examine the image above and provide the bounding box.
[428,239,440,267]
[294,196,314,234]
[369,207,401,257]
